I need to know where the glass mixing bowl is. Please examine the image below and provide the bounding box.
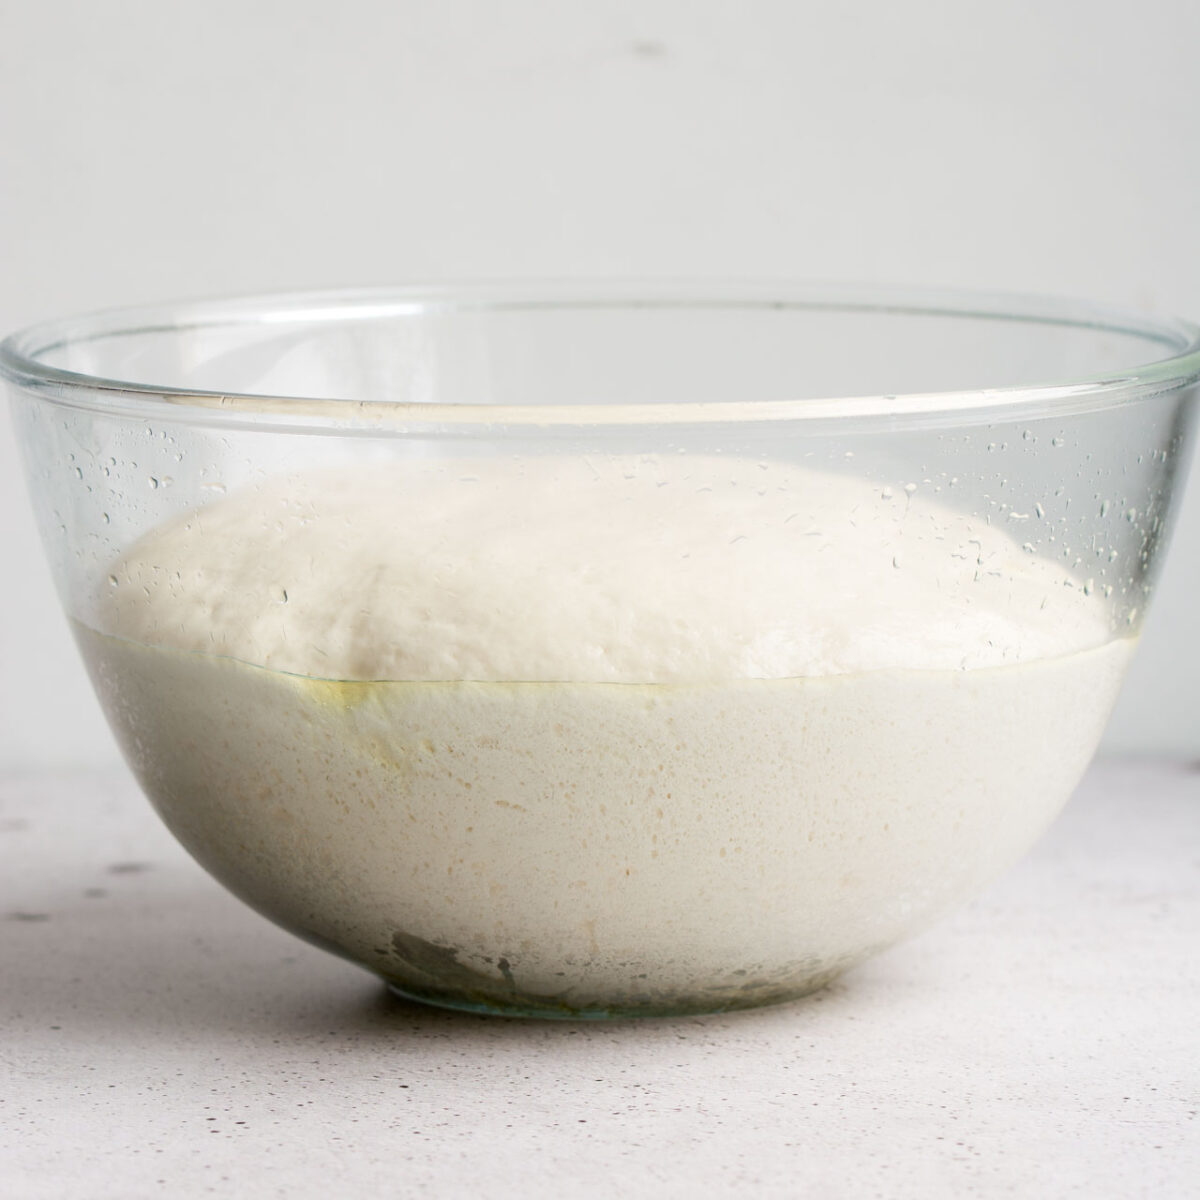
[3,283,1198,1018]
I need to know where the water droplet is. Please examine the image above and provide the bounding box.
[148,477,159,490]
[880,487,894,500]
[1022,429,1034,441]
[1035,502,1045,519]
[107,574,118,588]
[101,512,110,524]
[904,483,917,496]
[1051,436,1065,448]
[73,467,83,480]
[1099,500,1109,517]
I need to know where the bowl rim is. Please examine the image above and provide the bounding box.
[2,280,1199,433]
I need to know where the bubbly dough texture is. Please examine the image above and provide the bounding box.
[79,626,1131,1013]
[100,454,1109,682]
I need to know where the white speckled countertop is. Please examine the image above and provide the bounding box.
[1,761,1196,1199]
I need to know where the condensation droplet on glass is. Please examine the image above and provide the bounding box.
[904,483,917,496]
[880,487,894,500]
[101,512,110,524]
[148,477,159,490]
[107,574,118,588]
[1099,500,1109,517]
[73,467,83,480]
[1035,502,1045,519]
[1022,429,1034,441]
[1051,436,1065,448]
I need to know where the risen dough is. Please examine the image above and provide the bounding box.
[100,454,1110,681]
[79,454,1128,1014]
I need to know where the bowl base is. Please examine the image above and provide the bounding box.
[383,973,840,1020]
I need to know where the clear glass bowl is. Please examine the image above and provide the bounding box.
[4,283,1198,1018]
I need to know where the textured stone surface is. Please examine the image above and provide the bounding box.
[1,761,1196,1198]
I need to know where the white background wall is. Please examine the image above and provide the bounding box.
[1,0,1198,767]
